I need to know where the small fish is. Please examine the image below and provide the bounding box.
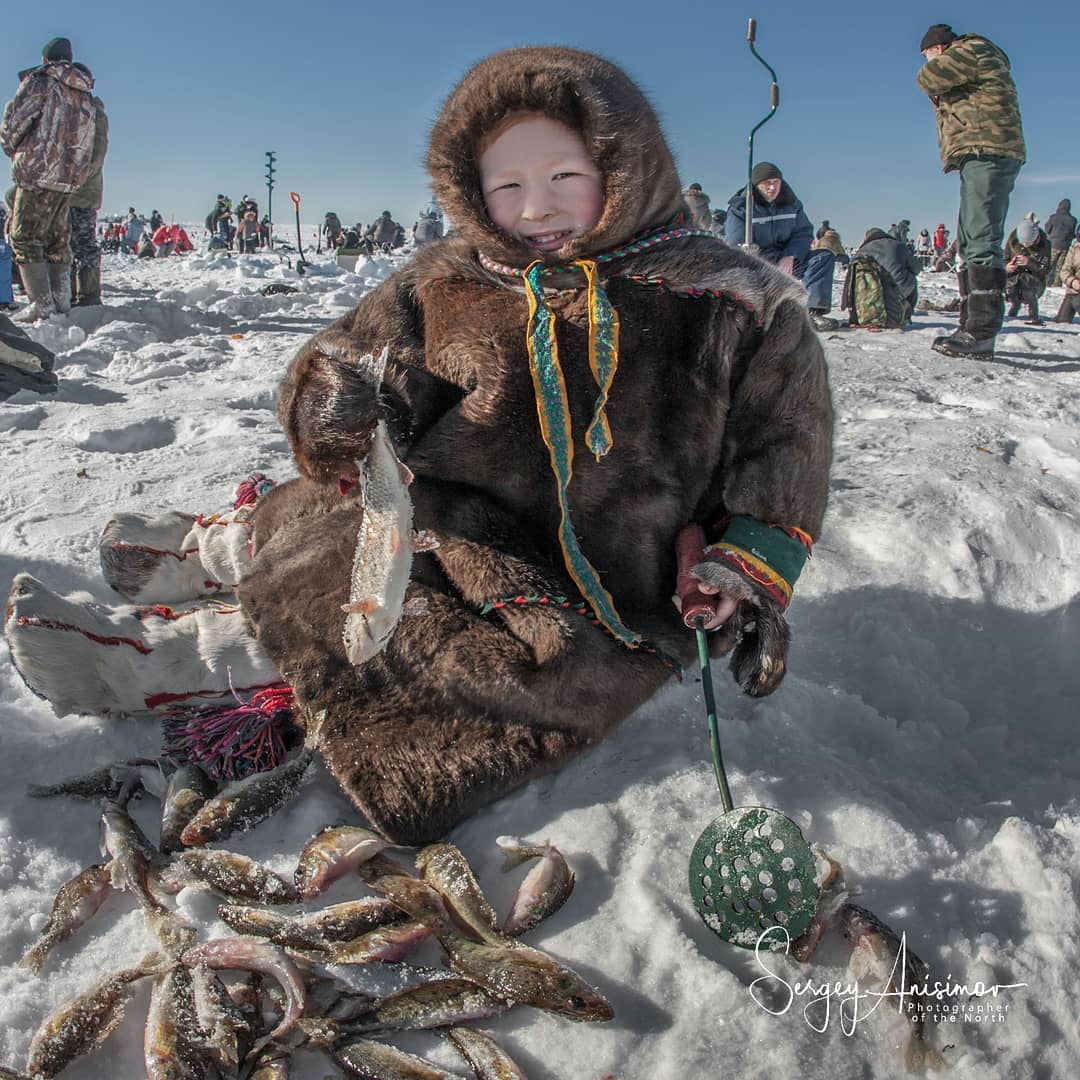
[160,849,299,905]
[27,757,160,801]
[144,963,213,1080]
[337,976,510,1036]
[247,1044,292,1078]
[27,954,164,1078]
[316,920,431,965]
[159,762,217,854]
[790,852,847,963]
[496,836,576,937]
[838,903,946,1073]
[179,750,315,847]
[445,1026,529,1079]
[416,843,500,943]
[364,872,614,1022]
[190,964,248,1072]
[294,824,392,899]
[20,863,113,974]
[218,897,405,949]
[334,1037,459,1079]
[342,410,416,667]
[181,937,306,1042]
[101,800,194,955]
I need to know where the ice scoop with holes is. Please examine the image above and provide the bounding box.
[675,524,821,949]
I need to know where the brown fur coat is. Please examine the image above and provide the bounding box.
[240,48,833,844]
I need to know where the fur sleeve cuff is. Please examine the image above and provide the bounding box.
[703,515,813,609]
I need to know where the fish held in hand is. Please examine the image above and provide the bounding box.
[20,862,113,974]
[496,836,576,937]
[342,413,416,667]
[294,824,392,899]
[179,750,314,847]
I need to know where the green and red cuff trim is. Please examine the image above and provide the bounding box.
[704,515,814,609]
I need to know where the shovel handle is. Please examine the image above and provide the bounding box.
[675,524,714,628]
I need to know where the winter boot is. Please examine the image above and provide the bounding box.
[808,308,840,332]
[1024,301,1042,326]
[1006,299,1021,318]
[933,266,1004,358]
[12,262,56,322]
[74,264,101,306]
[48,263,72,314]
[4,573,280,719]
[1053,295,1078,324]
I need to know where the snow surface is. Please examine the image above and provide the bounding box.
[1,237,1079,1078]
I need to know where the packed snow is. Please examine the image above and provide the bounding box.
[1,236,1078,1078]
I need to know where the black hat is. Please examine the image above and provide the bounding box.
[42,37,73,62]
[687,182,702,192]
[920,24,957,51]
[751,161,782,185]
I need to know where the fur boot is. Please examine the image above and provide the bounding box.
[99,508,256,604]
[13,263,55,322]
[48,264,73,315]
[5,573,280,719]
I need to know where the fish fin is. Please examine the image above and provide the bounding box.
[412,529,440,552]
[341,599,380,615]
[19,943,45,974]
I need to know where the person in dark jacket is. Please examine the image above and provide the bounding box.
[682,182,712,229]
[856,228,921,309]
[1044,199,1076,286]
[1004,218,1051,324]
[724,161,836,329]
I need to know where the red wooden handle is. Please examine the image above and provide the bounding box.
[289,192,301,208]
[675,524,714,628]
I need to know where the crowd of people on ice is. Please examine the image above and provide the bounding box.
[2,25,1080,345]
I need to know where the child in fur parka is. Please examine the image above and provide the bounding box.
[6,48,833,844]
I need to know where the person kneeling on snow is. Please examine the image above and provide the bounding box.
[5,47,833,845]
[842,228,921,329]
[724,162,839,331]
[1052,238,1080,324]
[1004,218,1050,325]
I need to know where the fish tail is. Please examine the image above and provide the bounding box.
[19,944,45,974]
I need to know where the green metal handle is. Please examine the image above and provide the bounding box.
[693,618,734,813]
[745,18,780,250]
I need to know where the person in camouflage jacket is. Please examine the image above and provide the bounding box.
[916,24,1025,358]
[68,84,107,306]
[0,38,96,321]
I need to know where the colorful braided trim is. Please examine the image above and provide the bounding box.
[704,516,814,610]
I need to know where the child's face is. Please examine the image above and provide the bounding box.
[479,115,603,253]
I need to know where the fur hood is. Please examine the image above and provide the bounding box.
[427,46,686,268]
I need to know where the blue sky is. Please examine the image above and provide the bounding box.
[4,0,1076,244]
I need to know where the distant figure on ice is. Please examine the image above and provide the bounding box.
[842,227,921,329]
[682,182,712,229]
[1043,199,1077,286]
[68,85,107,306]
[724,161,839,330]
[122,207,145,254]
[260,214,271,248]
[365,209,402,250]
[709,208,726,237]
[917,22,1025,357]
[323,211,343,249]
[1003,217,1050,325]
[5,46,832,845]
[888,219,911,246]
[1052,235,1080,323]
[238,210,260,253]
[916,228,932,266]
[149,209,164,232]
[412,206,443,248]
[0,37,97,321]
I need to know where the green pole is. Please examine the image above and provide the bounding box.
[744,19,780,252]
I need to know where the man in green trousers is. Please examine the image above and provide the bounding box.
[917,23,1025,358]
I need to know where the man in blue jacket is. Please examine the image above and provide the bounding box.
[725,161,837,330]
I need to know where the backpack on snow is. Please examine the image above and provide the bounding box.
[842,255,911,329]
